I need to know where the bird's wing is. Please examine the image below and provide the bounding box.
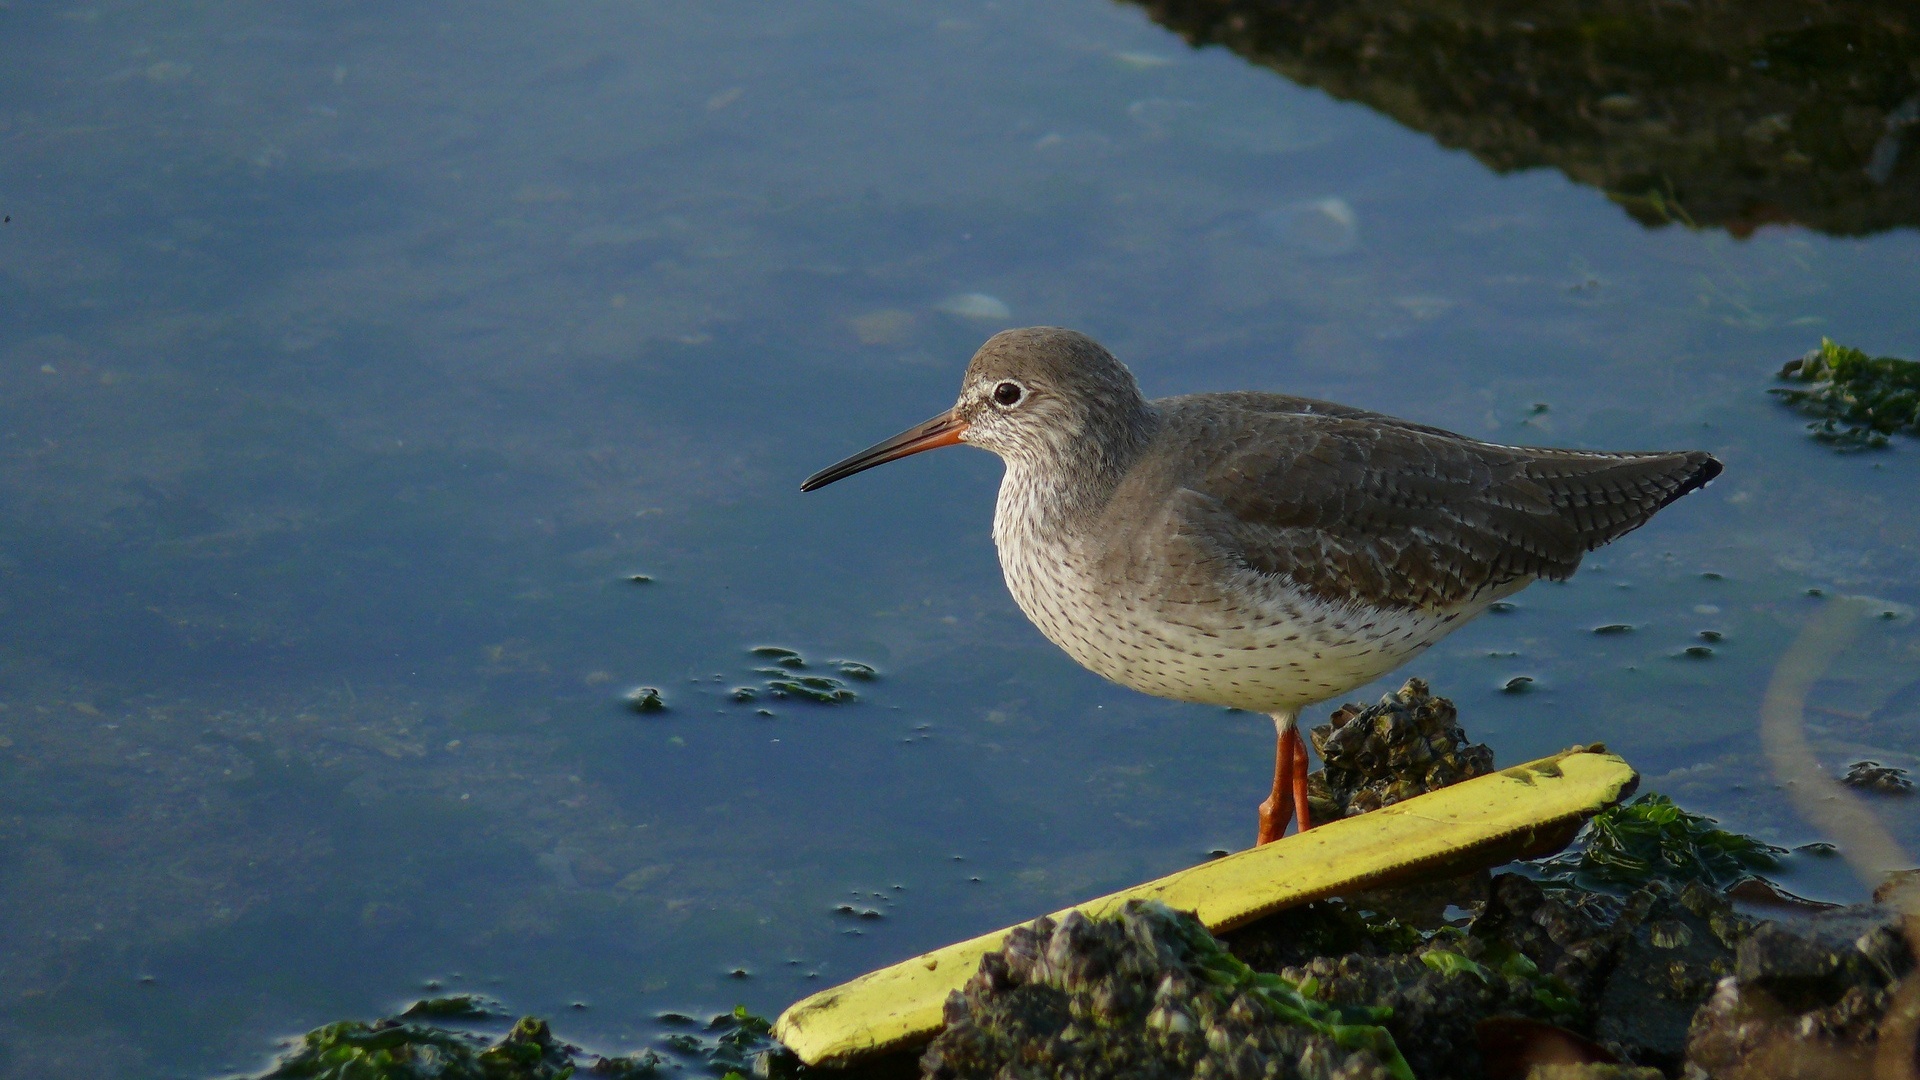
[1162,412,1721,612]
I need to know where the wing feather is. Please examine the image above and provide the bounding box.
[1156,406,1719,612]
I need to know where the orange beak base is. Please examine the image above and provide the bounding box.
[801,410,969,491]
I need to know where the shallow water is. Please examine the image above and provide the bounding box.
[1,1,1917,1075]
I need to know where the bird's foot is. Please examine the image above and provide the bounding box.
[1256,791,1292,845]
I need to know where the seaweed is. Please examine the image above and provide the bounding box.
[256,1015,626,1080]
[1535,793,1783,892]
[249,1002,793,1080]
[1771,338,1920,449]
[737,649,877,705]
[399,995,506,1021]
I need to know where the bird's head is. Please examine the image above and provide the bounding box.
[801,327,1149,491]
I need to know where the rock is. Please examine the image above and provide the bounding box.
[1591,885,1748,1070]
[1685,903,1916,1079]
[1840,760,1914,794]
[921,899,1403,1080]
[1307,679,1495,822]
[1732,904,1911,1010]
[1225,899,1424,974]
[1342,870,1492,932]
[1470,875,1620,1008]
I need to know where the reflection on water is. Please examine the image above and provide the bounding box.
[1133,0,1920,236]
[0,0,1916,1076]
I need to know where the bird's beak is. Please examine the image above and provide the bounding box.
[801,409,969,491]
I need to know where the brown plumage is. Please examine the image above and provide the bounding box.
[803,327,1722,843]
[1133,392,1720,613]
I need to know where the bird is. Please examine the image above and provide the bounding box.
[801,327,1721,845]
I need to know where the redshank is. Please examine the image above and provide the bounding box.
[802,328,1721,845]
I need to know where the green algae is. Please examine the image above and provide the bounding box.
[250,1003,794,1080]
[1168,910,1413,1079]
[927,899,1413,1080]
[399,995,506,1021]
[1536,793,1784,892]
[748,647,806,669]
[257,1015,613,1080]
[1772,338,1920,449]
[737,649,876,705]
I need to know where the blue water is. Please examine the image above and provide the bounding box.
[2,1,1916,1075]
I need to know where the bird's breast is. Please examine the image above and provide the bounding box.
[991,479,1491,711]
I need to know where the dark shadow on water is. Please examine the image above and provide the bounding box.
[1128,0,1920,237]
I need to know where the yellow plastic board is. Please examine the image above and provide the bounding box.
[774,747,1637,1065]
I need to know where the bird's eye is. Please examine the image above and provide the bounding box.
[993,382,1024,407]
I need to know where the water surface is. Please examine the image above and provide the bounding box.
[2,1,1917,1075]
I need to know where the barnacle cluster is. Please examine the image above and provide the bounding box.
[1687,902,1918,1077]
[1306,678,1495,821]
[922,899,1408,1080]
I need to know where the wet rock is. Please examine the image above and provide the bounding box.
[623,686,666,713]
[1466,873,1756,1070]
[1469,875,1620,1008]
[1343,870,1492,932]
[1732,904,1911,1010]
[1840,760,1914,794]
[922,899,1405,1080]
[1281,949,1515,1080]
[1307,678,1495,822]
[1224,899,1424,972]
[1685,903,1916,1079]
[1228,889,1603,1079]
[1591,885,1748,1070]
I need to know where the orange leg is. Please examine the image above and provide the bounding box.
[1290,724,1313,832]
[1256,710,1300,845]
[1256,726,1295,844]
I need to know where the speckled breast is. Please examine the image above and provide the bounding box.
[993,528,1486,714]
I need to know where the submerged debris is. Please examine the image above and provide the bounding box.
[1307,678,1494,822]
[1840,760,1914,795]
[1534,794,1784,893]
[923,899,1410,1080]
[1771,338,1920,449]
